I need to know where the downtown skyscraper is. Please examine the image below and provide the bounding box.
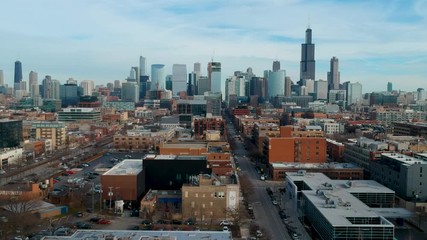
[172,64,187,95]
[300,28,315,83]
[327,56,340,90]
[14,60,23,90]
[208,61,221,93]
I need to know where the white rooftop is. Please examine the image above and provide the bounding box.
[286,172,410,227]
[103,160,142,176]
[271,162,361,169]
[382,152,427,166]
[41,230,231,240]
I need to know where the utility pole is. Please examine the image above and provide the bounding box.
[91,182,95,211]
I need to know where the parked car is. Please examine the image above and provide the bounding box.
[272,200,278,205]
[74,212,83,217]
[82,163,89,167]
[89,217,101,223]
[256,230,263,237]
[185,218,196,225]
[97,219,111,224]
[141,219,152,226]
[222,226,229,231]
[219,220,233,226]
[66,170,76,175]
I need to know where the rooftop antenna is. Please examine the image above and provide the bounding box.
[212,49,215,62]
[308,16,311,29]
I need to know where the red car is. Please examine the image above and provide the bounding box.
[66,170,76,175]
[97,219,111,224]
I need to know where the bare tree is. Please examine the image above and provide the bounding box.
[0,196,44,238]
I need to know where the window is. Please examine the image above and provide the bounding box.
[185,191,188,198]
[214,192,225,198]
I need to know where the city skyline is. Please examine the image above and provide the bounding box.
[0,0,426,92]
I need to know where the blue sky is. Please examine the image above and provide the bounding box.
[0,0,426,93]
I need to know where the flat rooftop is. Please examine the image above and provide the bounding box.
[271,162,361,170]
[103,160,142,176]
[286,172,411,227]
[144,155,207,161]
[41,230,231,240]
[382,152,427,166]
[161,143,207,149]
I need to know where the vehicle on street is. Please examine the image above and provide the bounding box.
[272,200,278,205]
[74,212,83,217]
[222,226,229,231]
[82,163,89,167]
[185,218,196,225]
[256,230,263,237]
[141,219,152,226]
[66,170,76,175]
[219,220,233,226]
[260,175,265,181]
[97,219,111,224]
[89,217,101,223]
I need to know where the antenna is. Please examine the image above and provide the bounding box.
[308,16,311,29]
[212,49,215,62]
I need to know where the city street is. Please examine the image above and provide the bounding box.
[226,119,292,240]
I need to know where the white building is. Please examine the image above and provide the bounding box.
[0,148,23,169]
[347,82,363,105]
[80,80,95,96]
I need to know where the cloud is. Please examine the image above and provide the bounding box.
[0,0,425,93]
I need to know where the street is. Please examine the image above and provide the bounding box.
[226,119,292,240]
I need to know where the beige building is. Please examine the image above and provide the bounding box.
[31,122,66,149]
[182,174,239,222]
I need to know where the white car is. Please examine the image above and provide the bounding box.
[222,226,229,231]
[219,220,232,226]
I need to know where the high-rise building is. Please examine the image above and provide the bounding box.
[29,71,38,93]
[387,82,393,93]
[80,80,95,96]
[327,56,340,90]
[300,28,315,82]
[417,88,426,102]
[114,80,121,89]
[0,69,4,86]
[165,75,173,91]
[121,82,140,103]
[187,72,196,97]
[285,76,292,97]
[225,76,245,103]
[14,60,23,90]
[151,64,166,90]
[42,75,52,98]
[139,56,147,76]
[267,70,285,99]
[128,67,138,82]
[273,60,281,72]
[197,76,210,95]
[60,80,81,107]
[0,119,23,148]
[208,62,221,93]
[51,79,61,100]
[314,80,328,100]
[347,82,363,105]
[172,64,187,95]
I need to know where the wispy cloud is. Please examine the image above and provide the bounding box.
[0,0,425,92]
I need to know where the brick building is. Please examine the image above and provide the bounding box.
[159,142,233,176]
[326,139,345,162]
[182,174,239,221]
[264,125,326,164]
[270,162,363,181]
[193,116,225,137]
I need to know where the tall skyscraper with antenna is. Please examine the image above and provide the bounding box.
[300,28,315,83]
